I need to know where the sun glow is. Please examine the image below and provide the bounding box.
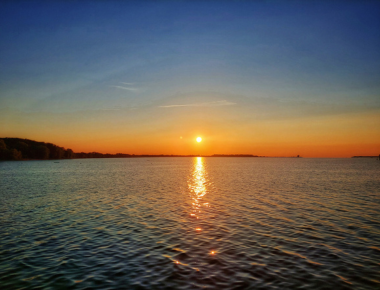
[196,137,202,143]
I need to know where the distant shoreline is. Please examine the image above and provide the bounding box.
[2,155,379,161]
[351,156,379,158]
[2,138,379,160]
[1,137,303,160]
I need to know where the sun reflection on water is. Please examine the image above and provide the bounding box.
[184,157,217,262]
[188,157,208,223]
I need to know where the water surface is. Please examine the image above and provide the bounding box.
[0,158,379,289]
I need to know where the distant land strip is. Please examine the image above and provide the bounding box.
[0,138,271,160]
[3,138,377,160]
[351,156,379,158]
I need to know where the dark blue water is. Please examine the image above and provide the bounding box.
[0,158,379,289]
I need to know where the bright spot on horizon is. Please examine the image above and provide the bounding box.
[196,137,202,143]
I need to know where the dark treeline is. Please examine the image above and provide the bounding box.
[0,138,273,161]
[0,138,74,160]
[352,156,379,158]
[75,152,131,159]
[212,154,258,157]
[75,152,200,158]
[0,138,203,160]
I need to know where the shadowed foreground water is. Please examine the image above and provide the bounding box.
[0,157,379,289]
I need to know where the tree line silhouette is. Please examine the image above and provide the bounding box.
[0,138,198,160]
[0,138,74,160]
[1,138,274,161]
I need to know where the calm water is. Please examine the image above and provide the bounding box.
[0,158,379,290]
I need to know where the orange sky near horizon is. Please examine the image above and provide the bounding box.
[1,106,379,158]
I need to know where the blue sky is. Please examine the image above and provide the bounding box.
[0,1,379,156]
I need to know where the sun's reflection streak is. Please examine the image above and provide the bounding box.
[188,157,208,226]
[177,157,217,266]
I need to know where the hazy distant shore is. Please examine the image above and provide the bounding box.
[2,138,378,161]
[0,138,268,160]
[351,156,379,158]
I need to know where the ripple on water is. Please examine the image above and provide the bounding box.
[0,158,379,289]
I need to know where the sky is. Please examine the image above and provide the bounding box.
[0,0,379,157]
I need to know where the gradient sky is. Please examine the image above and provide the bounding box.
[1,1,379,157]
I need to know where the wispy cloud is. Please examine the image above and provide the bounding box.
[159,100,236,108]
[121,82,135,86]
[110,85,139,92]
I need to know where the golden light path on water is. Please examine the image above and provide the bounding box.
[187,157,215,256]
[173,157,216,266]
[188,157,208,221]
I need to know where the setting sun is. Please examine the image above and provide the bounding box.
[196,137,202,143]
